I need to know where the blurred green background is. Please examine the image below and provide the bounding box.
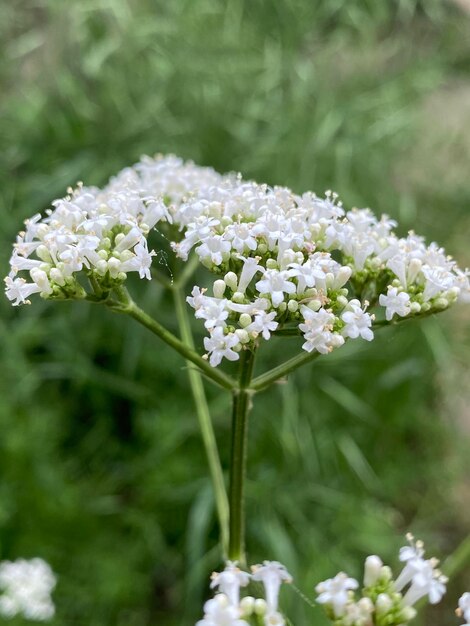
[1,1,469,625]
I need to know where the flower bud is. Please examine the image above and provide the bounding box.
[213,279,226,299]
[240,596,255,616]
[36,245,52,263]
[400,606,417,621]
[307,300,322,311]
[287,299,298,312]
[278,302,287,313]
[107,257,121,278]
[336,295,349,309]
[224,272,238,291]
[410,302,421,314]
[49,268,65,286]
[364,555,383,587]
[254,598,267,616]
[376,593,393,614]
[235,329,250,344]
[95,260,108,276]
[266,259,278,270]
[239,313,252,328]
[433,298,448,310]
[232,291,245,303]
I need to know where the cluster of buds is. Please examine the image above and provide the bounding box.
[315,534,448,626]
[6,154,470,367]
[197,561,292,626]
[0,558,56,621]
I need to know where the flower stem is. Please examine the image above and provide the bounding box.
[173,286,230,558]
[251,350,320,392]
[443,533,470,578]
[228,348,256,564]
[108,287,237,392]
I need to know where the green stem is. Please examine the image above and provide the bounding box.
[251,350,320,392]
[228,348,256,564]
[173,286,230,557]
[443,533,470,578]
[108,288,237,392]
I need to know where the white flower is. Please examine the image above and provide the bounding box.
[402,560,447,606]
[196,594,249,626]
[255,270,296,307]
[194,298,229,331]
[210,562,250,607]
[204,328,241,367]
[315,572,359,617]
[341,300,374,341]
[245,311,278,340]
[4,277,41,306]
[119,241,156,279]
[0,558,56,621]
[379,287,411,321]
[251,561,292,613]
[458,592,470,624]
[299,306,344,354]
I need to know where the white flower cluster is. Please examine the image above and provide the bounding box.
[197,560,292,626]
[5,155,226,307]
[315,534,447,626]
[457,592,470,626]
[0,558,56,621]
[6,154,469,367]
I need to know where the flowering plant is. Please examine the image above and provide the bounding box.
[5,154,469,624]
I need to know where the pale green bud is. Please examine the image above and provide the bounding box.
[380,566,393,582]
[232,291,245,303]
[224,272,238,291]
[49,268,65,286]
[117,272,127,281]
[36,245,52,263]
[101,237,112,250]
[108,257,121,278]
[376,593,393,614]
[254,598,267,616]
[235,329,250,344]
[114,233,125,246]
[278,302,287,313]
[266,258,278,270]
[336,295,349,308]
[410,302,421,314]
[98,249,108,260]
[95,260,108,275]
[213,279,226,299]
[287,299,298,312]
[240,596,255,616]
[434,298,448,310]
[364,555,383,587]
[257,243,268,255]
[239,313,252,328]
[421,302,431,312]
[308,300,322,311]
[400,606,417,621]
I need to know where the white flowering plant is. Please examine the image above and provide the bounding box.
[5,154,470,624]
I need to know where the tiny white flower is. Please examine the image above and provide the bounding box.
[210,562,250,607]
[204,328,241,367]
[196,593,249,626]
[379,287,411,321]
[315,572,359,618]
[341,300,374,341]
[251,561,292,613]
[245,311,278,340]
[255,270,296,307]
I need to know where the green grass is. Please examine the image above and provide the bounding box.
[1,1,469,624]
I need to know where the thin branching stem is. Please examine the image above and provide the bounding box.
[173,285,230,557]
[228,348,256,564]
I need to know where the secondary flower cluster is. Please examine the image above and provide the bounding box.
[197,560,292,626]
[315,534,448,626]
[0,558,56,621]
[6,154,469,367]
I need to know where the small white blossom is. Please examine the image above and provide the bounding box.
[379,287,411,321]
[251,561,292,613]
[204,328,241,367]
[341,300,374,341]
[210,562,250,607]
[196,594,249,626]
[315,572,359,617]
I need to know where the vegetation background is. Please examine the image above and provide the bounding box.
[1,1,469,624]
